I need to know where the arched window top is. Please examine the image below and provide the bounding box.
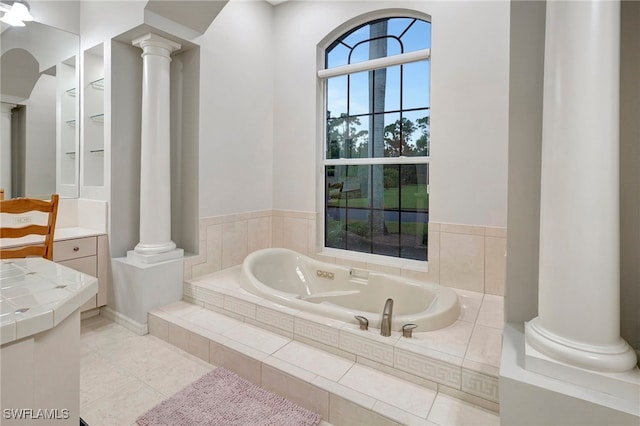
[326,17,431,69]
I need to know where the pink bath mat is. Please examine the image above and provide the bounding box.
[136,367,322,426]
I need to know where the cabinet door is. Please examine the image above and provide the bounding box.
[59,256,98,312]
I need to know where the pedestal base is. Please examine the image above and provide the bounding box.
[525,333,640,400]
[501,323,640,426]
[110,256,184,329]
[128,248,184,264]
[525,318,638,373]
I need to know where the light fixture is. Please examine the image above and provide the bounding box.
[0,1,34,27]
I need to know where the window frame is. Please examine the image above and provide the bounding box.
[318,16,432,264]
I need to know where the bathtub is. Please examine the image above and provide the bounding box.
[240,248,460,332]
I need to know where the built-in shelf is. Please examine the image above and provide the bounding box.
[89,149,104,154]
[65,151,76,158]
[89,114,104,123]
[65,88,77,97]
[89,78,104,90]
[65,120,76,127]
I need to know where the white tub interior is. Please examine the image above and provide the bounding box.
[240,248,460,332]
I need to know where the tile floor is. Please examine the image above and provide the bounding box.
[80,314,500,425]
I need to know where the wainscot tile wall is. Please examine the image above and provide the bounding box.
[184,211,506,296]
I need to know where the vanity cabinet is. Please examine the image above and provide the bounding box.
[53,234,108,312]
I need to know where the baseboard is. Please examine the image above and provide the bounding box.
[100,306,148,335]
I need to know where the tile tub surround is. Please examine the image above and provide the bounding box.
[174,267,503,411]
[185,211,507,297]
[149,299,501,425]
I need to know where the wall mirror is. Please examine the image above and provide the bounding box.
[1,21,80,199]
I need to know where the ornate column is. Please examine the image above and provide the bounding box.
[525,0,637,373]
[130,33,182,263]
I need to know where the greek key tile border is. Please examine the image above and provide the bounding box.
[394,347,461,388]
[223,296,256,319]
[339,331,394,366]
[294,317,340,348]
[196,287,224,308]
[461,368,499,402]
[257,306,294,333]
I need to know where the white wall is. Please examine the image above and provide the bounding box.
[620,0,640,352]
[195,0,274,218]
[505,0,545,324]
[79,1,146,51]
[271,1,510,228]
[30,1,80,35]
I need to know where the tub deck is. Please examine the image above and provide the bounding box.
[150,266,503,423]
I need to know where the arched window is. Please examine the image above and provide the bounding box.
[320,17,431,261]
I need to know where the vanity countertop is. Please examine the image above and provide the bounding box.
[0,226,105,249]
[0,258,97,345]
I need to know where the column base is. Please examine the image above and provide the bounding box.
[134,241,177,256]
[525,318,638,375]
[110,256,184,326]
[128,247,184,264]
[502,323,640,425]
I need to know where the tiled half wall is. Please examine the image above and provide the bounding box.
[184,211,506,296]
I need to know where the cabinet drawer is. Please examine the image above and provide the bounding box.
[53,237,97,262]
[58,256,97,277]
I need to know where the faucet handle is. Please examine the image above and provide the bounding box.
[402,323,417,338]
[354,315,369,331]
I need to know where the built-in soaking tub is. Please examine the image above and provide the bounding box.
[240,248,460,332]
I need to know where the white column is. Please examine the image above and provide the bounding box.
[525,0,637,372]
[130,33,182,262]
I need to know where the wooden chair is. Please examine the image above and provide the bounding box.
[0,194,59,260]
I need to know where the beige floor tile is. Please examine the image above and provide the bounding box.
[182,307,243,334]
[329,394,401,426]
[158,300,203,317]
[222,322,290,354]
[339,364,437,418]
[262,364,330,419]
[101,334,194,378]
[137,354,214,397]
[81,381,165,426]
[476,295,504,329]
[410,320,474,358]
[272,341,353,381]
[80,352,141,409]
[81,320,138,352]
[465,325,503,368]
[427,393,500,426]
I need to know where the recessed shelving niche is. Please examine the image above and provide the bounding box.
[83,43,105,188]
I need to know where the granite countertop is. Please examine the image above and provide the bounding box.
[0,258,98,345]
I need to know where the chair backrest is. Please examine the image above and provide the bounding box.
[0,194,59,260]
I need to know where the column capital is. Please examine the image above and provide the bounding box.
[132,33,181,55]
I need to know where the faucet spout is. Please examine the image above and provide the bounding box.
[380,298,394,337]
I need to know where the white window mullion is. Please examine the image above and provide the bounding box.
[324,157,430,166]
[318,49,430,80]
